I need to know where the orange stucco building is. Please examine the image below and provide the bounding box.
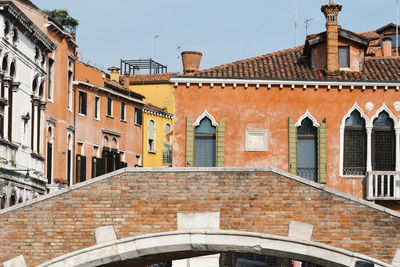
[172,3,400,211]
[11,0,78,188]
[73,62,144,183]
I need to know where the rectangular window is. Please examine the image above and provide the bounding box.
[78,91,87,115]
[94,96,100,120]
[67,70,73,110]
[134,107,142,125]
[107,97,113,117]
[121,102,126,121]
[47,58,54,100]
[338,46,350,68]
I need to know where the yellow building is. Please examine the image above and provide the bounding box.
[124,72,176,167]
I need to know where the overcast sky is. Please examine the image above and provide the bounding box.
[33,0,397,73]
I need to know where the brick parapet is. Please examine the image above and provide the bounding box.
[0,168,399,266]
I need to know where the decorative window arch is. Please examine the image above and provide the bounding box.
[111,137,118,150]
[32,76,39,95]
[296,117,318,181]
[103,135,110,148]
[2,54,8,72]
[4,20,10,36]
[9,59,16,78]
[372,110,396,171]
[369,104,398,129]
[295,110,320,127]
[194,117,216,167]
[193,109,218,127]
[148,119,156,153]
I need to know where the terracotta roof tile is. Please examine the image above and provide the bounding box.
[126,73,178,84]
[186,46,400,82]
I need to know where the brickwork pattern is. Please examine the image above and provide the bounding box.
[0,169,399,266]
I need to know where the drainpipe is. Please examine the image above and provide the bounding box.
[72,47,77,184]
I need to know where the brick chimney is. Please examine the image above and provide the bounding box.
[108,66,120,82]
[181,51,202,74]
[321,1,342,75]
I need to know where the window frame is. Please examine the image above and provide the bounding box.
[121,101,126,122]
[47,57,55,102]
[78,90,87,116]
[148,119,156,153]
[106,96,113,117]
[338,46,350,68]
[94,95,100,120]
[134,107,142,126]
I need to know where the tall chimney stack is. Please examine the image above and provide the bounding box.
[321,1,342,75]
[181,51,202,74]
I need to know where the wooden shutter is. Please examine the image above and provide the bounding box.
[91,157,96,178]
[115,152,121,170]
[288,118,297,174]
[216,118,226,167]
[76,155,81,183]
[318,120,327,183]
[186,117,195,167]
[80,156,86,182]
[96,157,105,177]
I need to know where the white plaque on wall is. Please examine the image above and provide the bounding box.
[245,130,268,151]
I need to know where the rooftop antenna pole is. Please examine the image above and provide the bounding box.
[397,0,399,56]
[294,0,297,46]
[176,45,182,72]
[304,18,313,36]
[153,35,159,59]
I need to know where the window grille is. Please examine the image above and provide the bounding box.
[372,111,395,171]
[343,111,366,175]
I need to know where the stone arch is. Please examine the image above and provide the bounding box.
[32,75,39,95]
[295,109,320,127]
[36,230,388,267]
[9,59,16,78]
[111,137,118,150]
[39,80,45,99]
[1,53,8,73]
[102,135,110,148]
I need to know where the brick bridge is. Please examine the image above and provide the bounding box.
[1,168,400,267]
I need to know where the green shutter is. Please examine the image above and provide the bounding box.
[186,118,195,167]
[216,118,226,167]
[318,120,327,184]
[288,118,297,174]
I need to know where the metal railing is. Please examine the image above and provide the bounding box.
[163,150,172,164]
[367,171,400,200]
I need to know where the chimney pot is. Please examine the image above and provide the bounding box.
[382,38,392,57]
[181,51,202,74]
[108,66,120,82]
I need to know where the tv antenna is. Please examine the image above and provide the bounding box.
[176,45,182,72]
[304,18,313,36]
[294,0,297,46]
[153,35,159,59]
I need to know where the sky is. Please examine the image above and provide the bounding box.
[33,0,397,73]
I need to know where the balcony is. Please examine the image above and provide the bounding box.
[366,171,400,200]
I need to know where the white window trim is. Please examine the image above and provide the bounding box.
[94,95,100,121]
[193,109,219,127]
[66,131,74,186]
[107,97,113,117]
[93,145,100,158]
[295,109,320,127]
[78,90,87,116]
[77,141,85,155]
[46,123,54,184]
[148,119,156,153]
[102,135,110,148]
[47,57,55,102]
[121,102,126,122]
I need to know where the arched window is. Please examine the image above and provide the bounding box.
[0,195,5,209]
[2,55,8,72]
[372,111,395,171]
[194,117,216,167]
[297,118,318,181]
[9,61,15,78]
[46,126,53,184]
[12,27,18,44]
[163,123,172,164]
[148,120,156,152]
[111,137,118,150]
[343,110,367,175]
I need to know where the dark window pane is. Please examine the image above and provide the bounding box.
[345,110,365,127]
[135,107,142,125]
[373,130,395,171]
[373,111,394,127]
[121,102,126,120]
[195,117,216,134]
[297,118,317,136]
[107,97,112,116]
[344,129,366,175]
[339,46,350,67]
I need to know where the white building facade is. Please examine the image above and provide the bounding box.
[0,2,55,209]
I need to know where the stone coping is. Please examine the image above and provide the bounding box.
[35,230,391,267]
[1,167,399,219]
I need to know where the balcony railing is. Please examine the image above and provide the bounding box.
[163,150,172,165]
[367,171,400,200]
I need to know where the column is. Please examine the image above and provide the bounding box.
[10,81,19,143]
[2,76,10,140]
[366,126,372,172]
[31,97,39,152]
[396,129,400,172]
[38,101,46,155]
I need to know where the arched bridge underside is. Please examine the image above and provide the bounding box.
[0,167,400,267]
